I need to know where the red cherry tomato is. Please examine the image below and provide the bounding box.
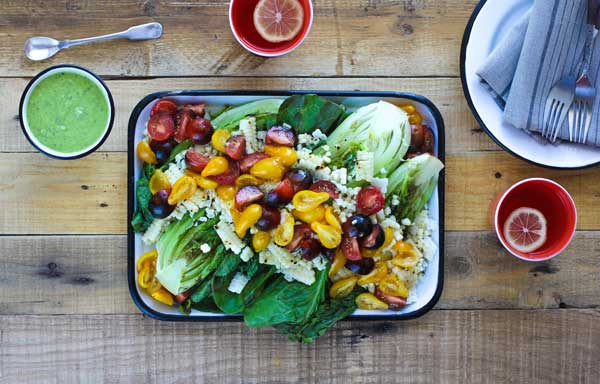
[410,123,425,150]
[421,126,435,154]
[148,113,175,141]
[309,180,339,199]
[285,223,313,252]
[174,108,192,142]
[209,159,240,185]
[150,100,178,117]
[341,235,362,261]
[375,288,407,311]
[186,117,214,145]
[357,186,385,215]
[225,135,247,160]
[185,149,210,174]
[240,152,270,173]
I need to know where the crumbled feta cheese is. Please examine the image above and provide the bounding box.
[401,218,412,226]
[228,272,250,294]
[330,168,348,185]
[371,177,388,194]
[200,243,212,253]
[356,151,374,181]
[312,255,328,271]
[240,246,254,262]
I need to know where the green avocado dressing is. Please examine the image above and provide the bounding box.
[26,71,109,153]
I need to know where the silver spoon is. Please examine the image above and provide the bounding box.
[25,22,164,61]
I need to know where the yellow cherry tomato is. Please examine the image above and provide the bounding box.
[195,176,219,189]
[137,141,157,164]
[149,170,171,195]
[137,267,154,289]
[409,112,423,125]
[357,261,389,285]
[292,205,325,224]
[392,252,419,269]
[324,206,341,231]
[136,249,158,272]
[211,129,231,153]
[151,287,174,306]
[216,185,237,201]
[235,204,263,238]
[311,222,342,249]
[356,293,389,310]
[168,176,197,205]
[379,274,410,298]
[264,145,298,167]
[235,174,263,188]
[329,249,347,278]
[292,190,330,212]
[401,105,415,114]
[201,156,229,177]
[382,227,395,249]
[252,230,271,252]
[329,276,358,299]
[274,211,294,246]
[250,157,286,181]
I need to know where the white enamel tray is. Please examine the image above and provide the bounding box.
[128,91,445,321]
[461,0,600,169]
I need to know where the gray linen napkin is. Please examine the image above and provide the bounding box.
[477,0,600,147]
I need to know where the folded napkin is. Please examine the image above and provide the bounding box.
[477,0,600,147]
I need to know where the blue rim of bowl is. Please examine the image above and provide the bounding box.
[460,0,600,170]
[18,64,115,160]
[127,90,445,322]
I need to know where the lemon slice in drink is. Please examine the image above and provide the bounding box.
[253,0,304,43]
[503,207,547,253]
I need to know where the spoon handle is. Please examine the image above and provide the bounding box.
[60,22,163,49]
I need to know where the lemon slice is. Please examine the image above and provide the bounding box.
[503,207,547,253]
[253,0,304,43]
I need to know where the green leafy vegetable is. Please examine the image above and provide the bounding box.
[238,257,260,279]
[131,163,156,233]
[243,267,329,327]
[386,153,444,221]
[211,99,283,130]
[276,94,345,135]
[161,140,193,170]
[218,112,278,132]
[213,265,275,314]
[326,101,411,176]
[275,287,363,343]
[155,211,221,295]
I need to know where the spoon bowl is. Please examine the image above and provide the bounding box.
[25,37,61,61]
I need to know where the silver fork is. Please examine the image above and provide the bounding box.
[542,75,576,142]
[569,4,599,144]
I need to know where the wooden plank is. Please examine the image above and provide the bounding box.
[1,151,598,235]
[0,310,598,383]
[1,77,490,154]
[0,0,478,77]
[1,232,598,315]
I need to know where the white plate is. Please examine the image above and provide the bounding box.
[128,91,444,321]
[461,0,600,169]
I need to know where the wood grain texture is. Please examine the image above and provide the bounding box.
[1,151,599,235]
[1,233,598,315]
[0,0,478,77]
[1,77,489,154]
[0,311,599,384]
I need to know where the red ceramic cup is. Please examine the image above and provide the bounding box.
[229,0,314,57]
[491,178,577,261]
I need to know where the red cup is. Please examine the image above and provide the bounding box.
[229,0,314,57]
[491,178,577,261]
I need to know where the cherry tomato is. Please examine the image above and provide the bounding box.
[345,258,374,275]
[235,186,264,211]
[299,238,322,260]
[137,141,157,164]
[357,186,385,215]
[148,113,175,141]
[410,123,425,150]
[375,288,407,311]
[256,206,281,231]
[421,126,435,154]
[266,178,295,207]
[150,139,175,165]
[186,117,213,145]
[186,103,206,117]
[309,180,339,199]
[209,159,240,185]
[150,100,177,117]
[265,126,296,146]
[285,223,313,252]
[360,224,385,249]
[225,135,247,160]
[341,235,362,261]
[149,189,175,219]
[174,108,192,142]
[285,169,313,193]
[342,214,372,238]
[240,153,270,173]
[185,149,210,174]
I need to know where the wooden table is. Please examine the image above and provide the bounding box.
[1,1,599,383]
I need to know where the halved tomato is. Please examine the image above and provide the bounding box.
[341,235,362,261]
[209,159,240,185]
[150,100,177,117]
[357,186,385,215]
[174,108,192,142]
[148,113,175,141]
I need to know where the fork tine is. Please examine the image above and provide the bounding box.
[582,103,592,144]
[552,102,566,142]
[578,102,585,143]
[568,102,576,142]
[545,100,558,139]
[543,98,555,137]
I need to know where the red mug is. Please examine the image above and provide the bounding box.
[490,178,577,261]
[229,0,314,57]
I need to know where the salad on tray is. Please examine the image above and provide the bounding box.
[132,94,444,342]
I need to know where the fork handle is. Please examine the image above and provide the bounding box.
[580,25,597,76]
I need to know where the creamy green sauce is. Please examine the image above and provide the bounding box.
[26,71,109,153]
